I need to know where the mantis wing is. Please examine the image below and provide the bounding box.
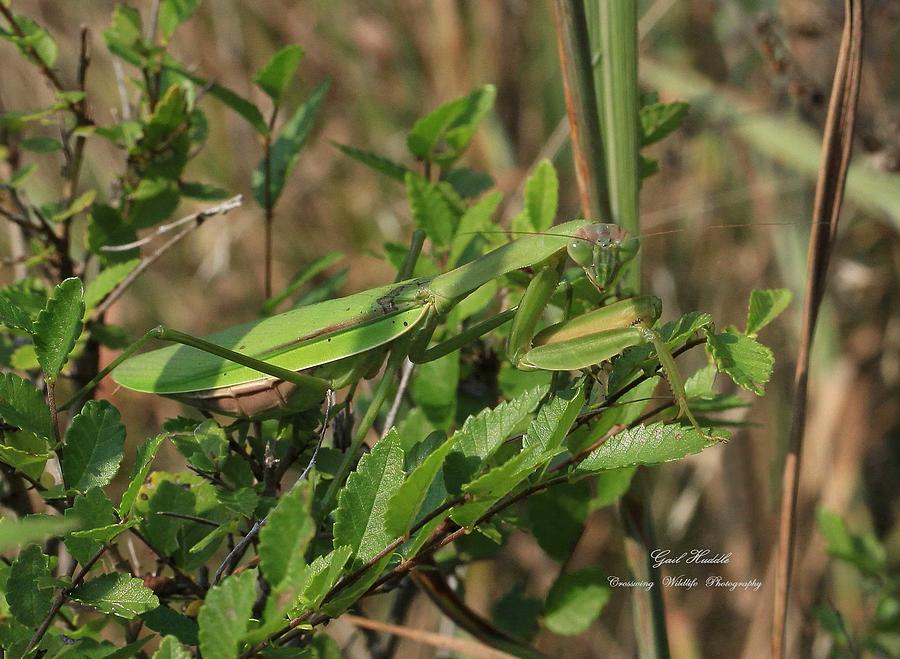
[113,280,430,394]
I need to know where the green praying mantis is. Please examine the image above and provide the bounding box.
[68,219,706,425]
[69,219,708,442]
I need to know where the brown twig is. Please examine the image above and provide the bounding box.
[771,1,864,657]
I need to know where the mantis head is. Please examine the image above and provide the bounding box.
[566,223,640,291]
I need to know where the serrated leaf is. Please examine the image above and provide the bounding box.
[0,516,75,552]
[746,288,793,335]
[252,80,329,207]
[259,481,314,587]
[334,142,410,182]
[84,260,140,313]
[444,385,547,492]
[523,383,583,455]
[33,277,84,383]
[543,567,610,635]
[198,570,256,659]
[575,423,724,474]
[255,45,304,102]
[0,372,54,439]
[333,430,405,566]
[443,167,494,198]
[0,441,50,479]
[152,636,191,659]
[63,400,126,492]
[513,159,558,233]
[684,364,717,398]
[386,433,457,537]
[0,294,34,333]
[299,545,352,610]
[64,487,116,564]
[404,172,459,248]
[70,573,159,618]
[407,85,495,165]
[706,329,774,395]
[119,433,166,517]
[640,101,688,146]
[158,0,200,42]
[7,545,54,625]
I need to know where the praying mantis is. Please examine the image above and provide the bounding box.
[75,219,707,442]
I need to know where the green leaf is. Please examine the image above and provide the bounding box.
[84,260,140,313]
[198,570,257,659]
[180,181,230,200]
[0,439,50,478]
[158,0,200,42]
[444,385,547,492]
[448,191,502,268]
[523,383,583,455]
[443,167,495,198]
[320,554,390,618]
[8,163,35,188]
[513,159,558,233]
[334,142,410,182]
[119,433,166,517]
[259,481,314,587]
[0,516,76,552]
[0,294,34,333]
[405,173,458,248]
[64,488,116,564]
[7,545,54,626]
[70,573,159,619]
[576,423,725,474]
[87,204,139,264]
[746,288,793,336]
[141,606,199,646]
[0,372,54,439]
[706,329,774,395]
[298,546,352,610]
[492,584,542,641]
[262,251,344,315]
[543,567,610,635]
[816,508,886,577]
[152,636,191,659]
[407,85,495,165]
[20,136,62,153]
[640,101,689,146]
[590,467,637,509]
[333,430,405,566]
[410,352,459,428]
[5,15,58,67]
[33,277,84,383]
[386,433,457,537]
[50,189,96,222]
[252,80,330,208]
[526,481,590,562]
[103,5,144,65]
[63,400,126,493]
[255,45,304,102]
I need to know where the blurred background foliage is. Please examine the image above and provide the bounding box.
[0,0,897,657]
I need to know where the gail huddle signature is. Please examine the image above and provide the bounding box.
[650,548,732,570]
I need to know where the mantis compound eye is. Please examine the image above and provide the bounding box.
[567,238,594,267]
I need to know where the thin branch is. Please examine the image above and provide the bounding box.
[154,511,220,527]
[772,1,863,657]
[382,358,414,437]
[92,195,243,319]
